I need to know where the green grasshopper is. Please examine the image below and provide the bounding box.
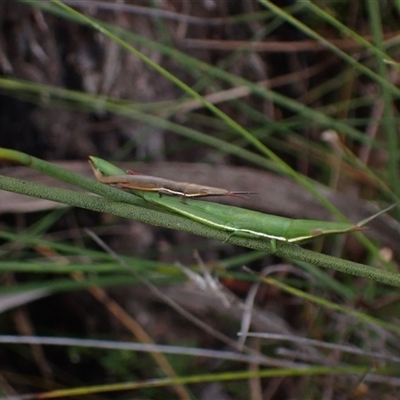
[89,156,397,245]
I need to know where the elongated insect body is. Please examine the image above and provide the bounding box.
[89,157,253,199]
[89,155,398,244]
[141,192,361,243]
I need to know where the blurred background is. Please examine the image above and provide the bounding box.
[1,1,400,399]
